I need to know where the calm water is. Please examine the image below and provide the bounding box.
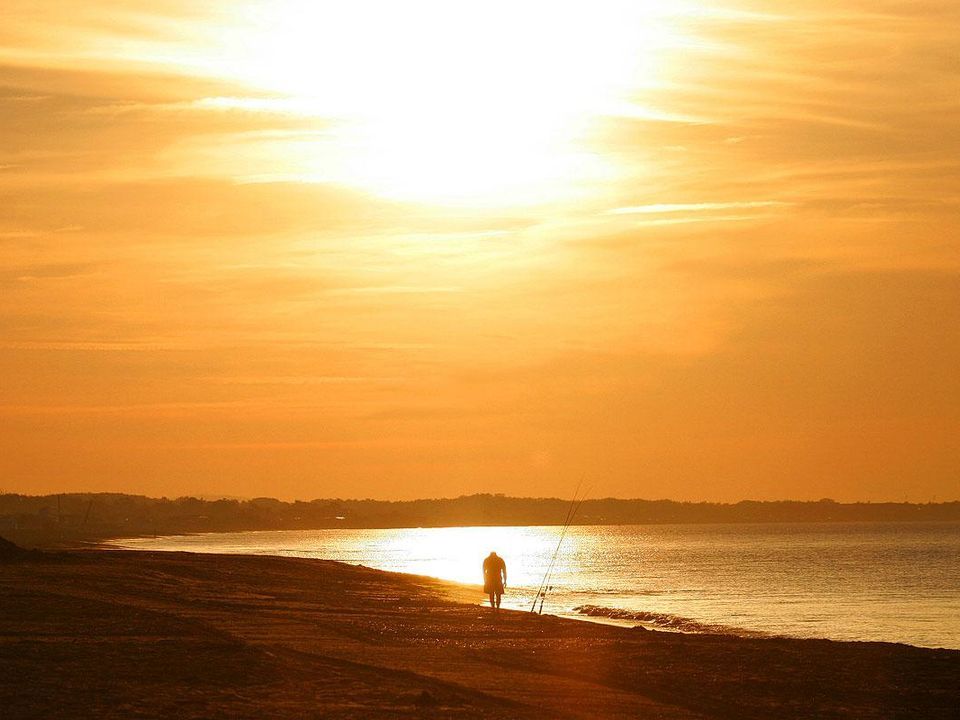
[110,522,960,649]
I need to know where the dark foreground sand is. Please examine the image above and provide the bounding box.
[1,548,957,719]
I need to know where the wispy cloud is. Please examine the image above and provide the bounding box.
[0,341,184,351]
[326,286,462,296]
[203,376,399,386]
[608,201,791,215]
[619,214,782,227]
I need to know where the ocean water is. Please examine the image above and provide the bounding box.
[110,522,960,649]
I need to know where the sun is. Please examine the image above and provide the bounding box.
[213,1,679,206]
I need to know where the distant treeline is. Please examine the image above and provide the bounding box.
[1,492,958,547]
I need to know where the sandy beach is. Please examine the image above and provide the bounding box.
[1,545,957,719]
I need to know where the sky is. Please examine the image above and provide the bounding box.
[1,1,958,501]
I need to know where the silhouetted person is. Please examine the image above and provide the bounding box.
[483,551,507,609]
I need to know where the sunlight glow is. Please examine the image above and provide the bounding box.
[208,0,686,205]
[371,525,566,588]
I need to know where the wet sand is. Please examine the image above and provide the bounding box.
[1,548,957,719]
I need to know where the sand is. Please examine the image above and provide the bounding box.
[0,547,957,719]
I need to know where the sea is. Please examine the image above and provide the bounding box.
[109,521,960,649]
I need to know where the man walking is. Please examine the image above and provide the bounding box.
[482,551,507,610]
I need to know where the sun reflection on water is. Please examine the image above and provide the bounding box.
[364,525,566,588]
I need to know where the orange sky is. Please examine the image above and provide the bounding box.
[2,1,958,501]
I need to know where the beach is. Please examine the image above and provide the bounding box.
[1,546,957,719]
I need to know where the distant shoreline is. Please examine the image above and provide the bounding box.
[4,492,959,548]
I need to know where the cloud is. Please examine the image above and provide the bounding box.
[0,261,97,284]
[608,201,792,215]
[0,178,394,237]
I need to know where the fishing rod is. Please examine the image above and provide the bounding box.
[530,482,580,612]
[531,477,588,614]
[535,489,587,614]
[536,489,589,614]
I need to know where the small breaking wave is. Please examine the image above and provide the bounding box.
[573,604,765,637]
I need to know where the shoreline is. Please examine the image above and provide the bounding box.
[1,546,957,718]
[97,535,807,642]
[101,531,958,651]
